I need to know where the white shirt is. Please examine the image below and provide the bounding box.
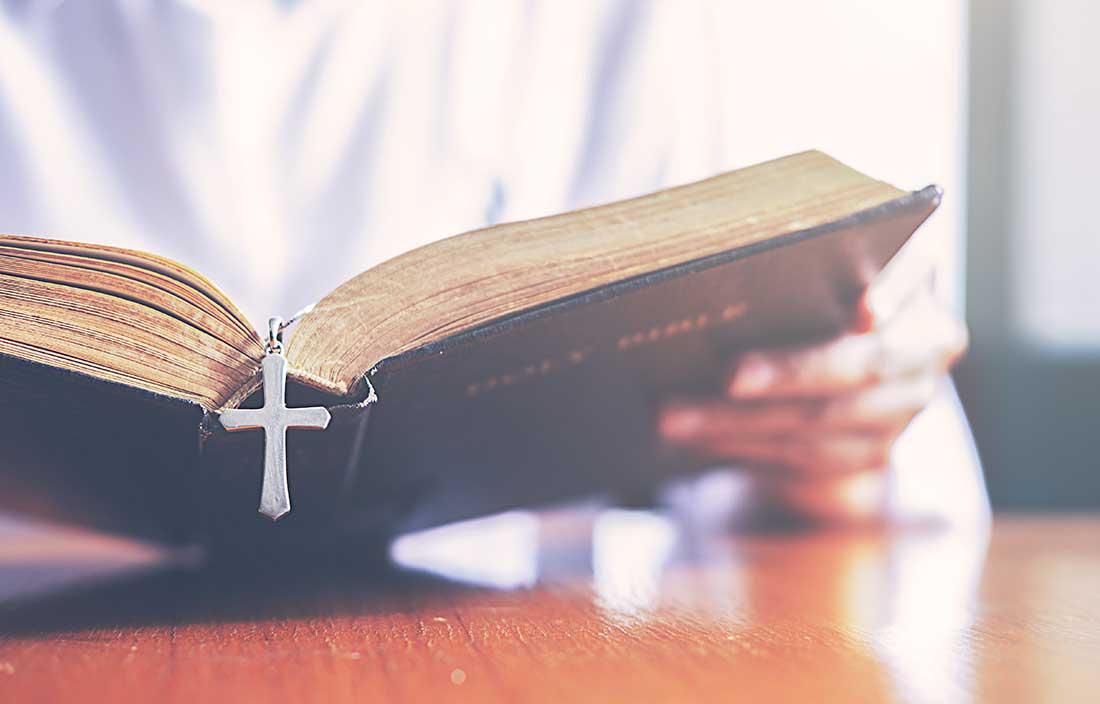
[0,0,986,524]
[0,0,729,321]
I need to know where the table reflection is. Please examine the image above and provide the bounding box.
[2,480,1002,704]
[3,507,1096,703]
[390,494,990,703]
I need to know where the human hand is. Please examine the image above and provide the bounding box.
[658,291,968,525]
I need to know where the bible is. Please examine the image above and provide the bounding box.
[0,151,940,558]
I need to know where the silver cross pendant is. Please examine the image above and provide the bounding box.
[219,351,331,520]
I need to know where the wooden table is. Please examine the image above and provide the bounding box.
[0,514,1097,703]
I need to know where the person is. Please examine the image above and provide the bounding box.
[0,0,986,527]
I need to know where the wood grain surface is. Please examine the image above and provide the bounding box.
[0,514,1096,703]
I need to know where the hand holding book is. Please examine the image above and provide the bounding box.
[659,283,968,524]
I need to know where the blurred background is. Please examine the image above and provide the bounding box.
[960,0,1100,510]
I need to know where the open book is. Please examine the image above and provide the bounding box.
[0,151,939,558]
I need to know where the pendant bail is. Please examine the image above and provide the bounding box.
[264,304,315,355]
[266,316,285,354]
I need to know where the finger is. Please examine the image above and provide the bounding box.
[660,374,939,440]
[679,431,895,477]
[850,293,876,334]
[727,297,967,398]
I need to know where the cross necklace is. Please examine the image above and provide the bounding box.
[219,315,330,520]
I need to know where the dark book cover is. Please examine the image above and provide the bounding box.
[0,186,940,560]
